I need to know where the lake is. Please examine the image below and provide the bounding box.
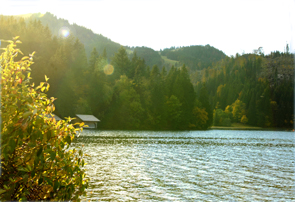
[73,130,295,201]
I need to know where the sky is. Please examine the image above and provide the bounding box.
[1,0,295,56]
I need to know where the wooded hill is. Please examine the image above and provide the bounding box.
[18,12,226,71]
[160,45,226,70]
[17,12,121,59]
[0,13,294,130]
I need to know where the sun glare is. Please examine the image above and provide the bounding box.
[58,27,70,38]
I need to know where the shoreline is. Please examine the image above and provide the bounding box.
[210,122,294,131]
[83,127,294,132]
[210,126,262,130]
[209,126,294,132]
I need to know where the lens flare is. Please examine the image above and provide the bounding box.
[59,27,70,38]
[104,64,114,75]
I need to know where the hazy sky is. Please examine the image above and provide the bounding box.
[1,0,294,56]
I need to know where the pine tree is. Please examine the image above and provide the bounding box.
[199,83,213,128]
[247,92,257,126]
[111,46,131,79]
[149,65,166,129]
[88,47,99,71]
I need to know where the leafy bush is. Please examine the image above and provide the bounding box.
[213,108,231,126]
[222,118,231,127]
[0,38,88,201]
[241,115,248,124]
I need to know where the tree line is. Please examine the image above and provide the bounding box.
[81,46,212,130]
[1,15,293,130]
[195,51,294,128]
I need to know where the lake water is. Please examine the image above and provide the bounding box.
[74,130,295,201]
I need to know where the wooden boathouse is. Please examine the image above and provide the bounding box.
[75,114,100,129]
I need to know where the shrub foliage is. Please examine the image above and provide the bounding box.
[0,38,88,201]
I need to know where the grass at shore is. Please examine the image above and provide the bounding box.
[210,123,263,130]
[210,123,294,131]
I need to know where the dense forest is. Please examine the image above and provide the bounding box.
[0,14,294,130]
[129,46,164,68]
[160,45,226,71]
[196,50,294,128]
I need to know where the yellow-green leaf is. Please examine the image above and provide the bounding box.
[23,111,33,119]
[0,189,6,194]
[22,56,30,60]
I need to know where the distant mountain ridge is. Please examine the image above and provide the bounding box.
[18,12,227,70]
[160,45,226,70]
[22,12,121,58]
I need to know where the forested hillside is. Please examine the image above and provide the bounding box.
[0,15,89,118]
[18,12,227,73]
[128,46,164,69]
[160,45,227,70]
[195,51,294,128]
[21,12,121,58]
[1,14,293,130]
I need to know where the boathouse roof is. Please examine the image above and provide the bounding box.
[76,114,100,122]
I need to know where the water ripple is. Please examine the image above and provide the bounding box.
[76,130,295,201]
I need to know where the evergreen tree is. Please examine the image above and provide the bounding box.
[165,95,182,129]
[148,65,166,129]
[199,83,213,128]
[103,75,144,130]
[88,47,99,71]
[132,51,146,80]
[247,92,257,126]
[171,65,195,128]
[111,46,131,79]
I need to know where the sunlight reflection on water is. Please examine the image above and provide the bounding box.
[74,130,295,201]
